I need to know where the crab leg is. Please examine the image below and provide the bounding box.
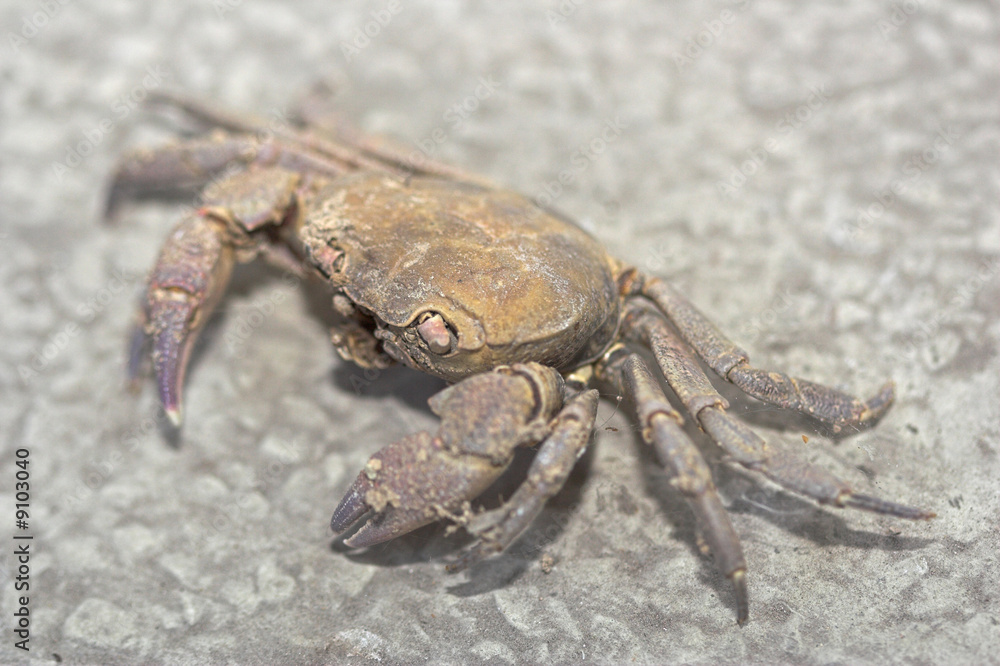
[147,89,495,187]
[331,363,563,548]
[623,304,935,520]
[643,277,894,433]
[600,349,749,625]
[447,387,599,572]
[150,90,400,173]
[104,134,347,219]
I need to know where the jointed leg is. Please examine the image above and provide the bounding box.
[642,277,894,432]
[623,303,935,520]
[599,349,749,625]
[105,133,348,219]
[448,388,599,572]
[108,91,497,221]
[148,89,496,187]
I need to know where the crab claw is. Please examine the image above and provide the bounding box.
[332,364,564,548]
[141,213,234,426]
[148,294,201,426]
[331,431,507,548]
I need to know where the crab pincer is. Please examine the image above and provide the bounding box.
[330,364,596,558]
[125,166,304,426]
[330,430,501,547]
[139,212,235,426]
[330,364,562,546]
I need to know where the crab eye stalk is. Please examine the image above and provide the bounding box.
[415,312,454,354]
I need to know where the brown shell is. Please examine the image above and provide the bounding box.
[301,173,621,381]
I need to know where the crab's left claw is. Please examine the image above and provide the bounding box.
[331,431,507,547]
[139,212,234,426]
[331,364,565,548]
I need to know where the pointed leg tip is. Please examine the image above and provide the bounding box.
[731,569,749,626]
[842,492,935,521]
[862,381,896,420]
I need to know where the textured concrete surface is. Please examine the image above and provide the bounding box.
[1,1,998,664]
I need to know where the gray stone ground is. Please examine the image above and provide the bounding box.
[1,1,998,664]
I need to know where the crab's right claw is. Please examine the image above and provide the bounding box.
[141,212,234,426]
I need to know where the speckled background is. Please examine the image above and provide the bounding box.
[1,1,998,664]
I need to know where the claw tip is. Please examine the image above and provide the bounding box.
[165,406,183,428]
[330,484,371,535]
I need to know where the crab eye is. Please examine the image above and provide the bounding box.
[415,312,454,354]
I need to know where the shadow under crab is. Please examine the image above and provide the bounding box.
[110,90,934,625]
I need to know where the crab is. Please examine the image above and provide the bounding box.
[109,91,934,625]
